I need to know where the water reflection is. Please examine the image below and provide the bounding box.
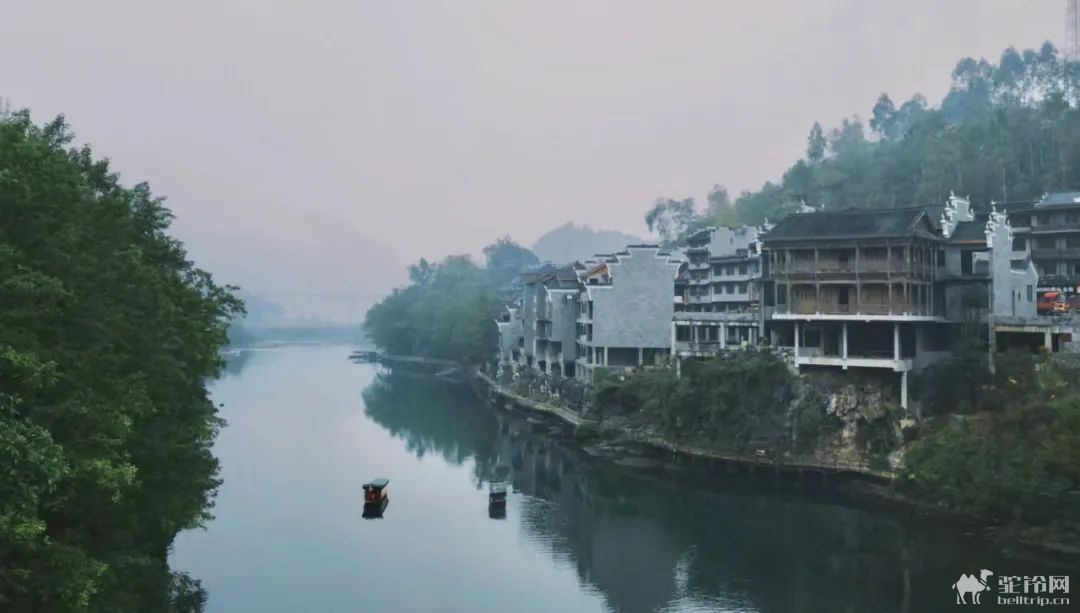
[220,349,252,378]
[362,498,389,520]
[362,373,1043,613]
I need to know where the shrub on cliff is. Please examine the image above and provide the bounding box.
[592,350,798,452]
[903,356,1080,525]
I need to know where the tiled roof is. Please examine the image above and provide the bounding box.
[521,263,558,284]
[949,213,990,243]
[763,207,938,242]
[1035,192,1080,208]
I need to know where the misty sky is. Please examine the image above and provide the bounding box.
[0,0,1064,299]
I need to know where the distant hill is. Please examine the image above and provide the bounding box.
[531,223,646,264]
[174,210,405,324]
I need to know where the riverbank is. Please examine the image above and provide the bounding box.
[473,370,894,480]
[365,352,1080,566]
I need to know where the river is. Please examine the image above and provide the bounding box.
[171,345,1072,612]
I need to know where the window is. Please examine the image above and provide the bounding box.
[726,265,736,275]
[1013,237,1027,251]
[738,263,747,275]
[937,250,945,266]
[777,285,788,305]
[1068,236,1080,248]
[1027,285,1034,302]
[738,282,748,294]
[1038,213,1051,226]
[803,329,821,348]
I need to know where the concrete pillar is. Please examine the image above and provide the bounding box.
[893,322,901,361]
[1044,330,1052,351]
[675,357,682,378]
[794,321,801,356]
[719,324,727,347]
[670,320,677,355]
[842,321,849,366]
[901,371,909,409]
[638,347,644,366]
[604,346,609,366]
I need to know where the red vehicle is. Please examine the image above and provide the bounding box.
[1037,291,1069,315]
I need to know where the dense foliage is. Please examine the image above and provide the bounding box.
[591,351,802,453]
[363,237,537,362]
[0,111,242,610]
[646,43,1080,241]
[905,354,1080,532]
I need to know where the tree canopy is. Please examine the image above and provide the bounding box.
[646,43,1080,235]
[0,110,242,610]
[736,43,1080,222]
[364,238,537,362]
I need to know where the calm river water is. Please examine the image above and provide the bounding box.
[171,345,1071,612]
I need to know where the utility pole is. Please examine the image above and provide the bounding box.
[987,202,997,375]
[988,270,996,375]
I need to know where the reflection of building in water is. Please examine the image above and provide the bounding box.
[362,374,1021,613]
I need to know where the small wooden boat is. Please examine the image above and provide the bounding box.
[363,478,389,503]
[488,481,507,506]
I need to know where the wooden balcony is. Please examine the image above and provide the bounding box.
[779,300,932,316]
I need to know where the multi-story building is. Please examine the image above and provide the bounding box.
[672,226,765,360]
[1007,191,1080,289]
[760,195,1037,408]
[495,302,523,364]
[574,245,683,382]
[533,265,582,377]
[518,264,557,369]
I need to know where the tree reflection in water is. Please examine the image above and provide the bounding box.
[221,349,253,378]
[362,373,1020,613]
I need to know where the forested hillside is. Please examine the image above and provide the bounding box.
[646,43,1080,241]
[0,110,242,611]
[740,42,1080,221]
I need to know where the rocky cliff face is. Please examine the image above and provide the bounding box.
[789,371,911,472]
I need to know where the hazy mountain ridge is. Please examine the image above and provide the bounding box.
[175,211,405,324]
[531,223,646,264]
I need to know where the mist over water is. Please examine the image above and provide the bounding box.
[171,346,1066,613]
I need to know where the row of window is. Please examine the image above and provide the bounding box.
[689,283,749,296]
[1030,237,1080,249]
[1031,212,1080,226]
[712,262,756,276]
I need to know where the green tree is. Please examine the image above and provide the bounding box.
[735,43,1080,223]
[806,121,827,163]
[705,184,738,226]
[644,197,698,245]
[365,252,500,363]
[482,236,539,288]
[0,110,242,610]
